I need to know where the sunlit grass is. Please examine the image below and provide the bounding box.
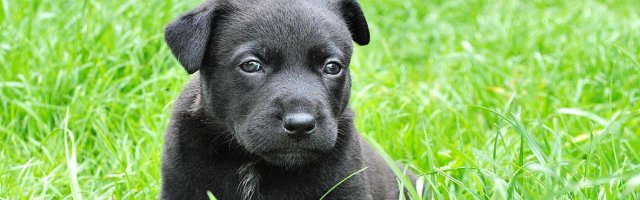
[1,0,639,199]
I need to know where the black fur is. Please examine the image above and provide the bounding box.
[161,0,413,199]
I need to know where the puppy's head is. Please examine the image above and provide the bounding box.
[165,0,369,167]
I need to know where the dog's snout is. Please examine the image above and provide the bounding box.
[283,113,316,139]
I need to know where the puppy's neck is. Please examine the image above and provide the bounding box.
[237,161,261,200]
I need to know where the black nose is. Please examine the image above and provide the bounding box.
[283,113,316,139]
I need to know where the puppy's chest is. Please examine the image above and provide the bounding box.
[234,168,325,200]
[227,165,370,200]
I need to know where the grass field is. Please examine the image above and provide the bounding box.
[1,0,640,199]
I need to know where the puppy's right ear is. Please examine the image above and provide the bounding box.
[165,4,216,74]
[337,0,370,46]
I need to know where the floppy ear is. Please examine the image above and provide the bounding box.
[165,4,216,74]
[338,0,370,46]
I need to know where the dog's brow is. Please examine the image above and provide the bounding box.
[229,42,263,64]
[309,44,344,62]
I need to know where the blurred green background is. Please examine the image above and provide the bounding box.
[1,0,639,199]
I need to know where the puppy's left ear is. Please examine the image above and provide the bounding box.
[337,0,370,46]
[165,4,216,74]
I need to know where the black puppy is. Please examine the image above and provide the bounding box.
[161,0,413,199]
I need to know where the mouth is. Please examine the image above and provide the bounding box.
[258,148,323,167]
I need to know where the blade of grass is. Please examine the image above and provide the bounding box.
[365,136,420,199]
[63,109,82,200]
[319,167,368,200]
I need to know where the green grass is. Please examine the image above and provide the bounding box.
[1,0,639,199]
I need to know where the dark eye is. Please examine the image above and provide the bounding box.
[239,61,262,73]
[323,62,342,75]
